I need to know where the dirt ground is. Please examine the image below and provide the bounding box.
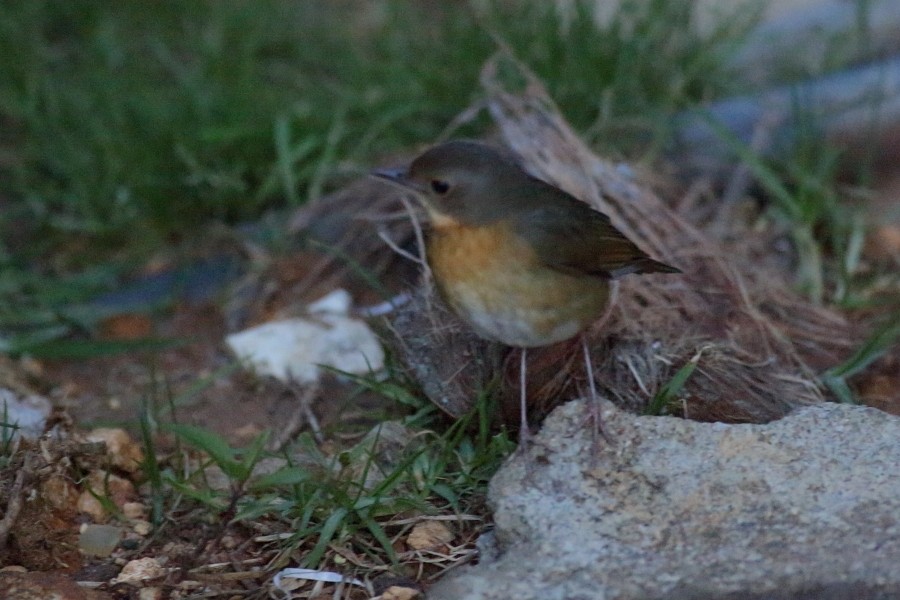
[0,152,892,598]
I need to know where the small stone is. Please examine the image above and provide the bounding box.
[138,587,163,600]
[122,502,147,520]
[382,585,421,600]
[407,521,454,551]
[79,524,123,557]
[85,428,144,474]
[132,520,151,536]
[77,491,107,523]
[78,470,137,522]
[41,474,79,511]
[113,557,165,585]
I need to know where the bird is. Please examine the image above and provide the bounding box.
[373,140,679,445]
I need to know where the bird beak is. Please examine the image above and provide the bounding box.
[371,167,408,182]
[371,167,426,194]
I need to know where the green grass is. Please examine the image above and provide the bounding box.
[0,0,756,256]
[704,111,874,306]
[0,401,19,469]
[127,352,510,573]
[152,396,511,571]
[645,351,700,416]
[821,315,900,404]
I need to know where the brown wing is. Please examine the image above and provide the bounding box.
[514,183,679,279]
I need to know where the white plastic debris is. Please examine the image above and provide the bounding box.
[272,567,365,592]
[307,288,353,314]
[226,289,385,384]
[358,291,412,317]
[0,390,51,440]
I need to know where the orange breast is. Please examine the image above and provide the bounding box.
[427,221,610,347]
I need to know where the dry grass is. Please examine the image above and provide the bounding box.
[291,53,861,428]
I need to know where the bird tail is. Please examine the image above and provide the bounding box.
[608,258,681,278]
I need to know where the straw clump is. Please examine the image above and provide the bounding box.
[294,56,858,427]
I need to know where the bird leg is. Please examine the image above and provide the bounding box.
[582,335,611,449]
[582,280,618,448]
[519,347,530,447]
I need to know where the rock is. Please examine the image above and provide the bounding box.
[78,524,123,557]
[122,501,147,520]
[407,520,454,552]
[373,575,424,599]
[77,470,138,522]
[40,474,80,511]
[84,428,144,474]
[132,520,151,536]
[113,557,165,585]
[430,401,900,600]
[381,585,421,599]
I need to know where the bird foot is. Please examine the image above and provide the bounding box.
[586,395,613,452]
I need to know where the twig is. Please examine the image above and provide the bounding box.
[377,227,422,264]
[398,195,431,282]
[270,384,323,451]
[0,452,34,550]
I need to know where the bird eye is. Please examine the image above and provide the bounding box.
[430,180,450,194]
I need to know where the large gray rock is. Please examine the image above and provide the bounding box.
[431,401,900,600]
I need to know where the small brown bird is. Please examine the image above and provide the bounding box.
[374,140,679,444]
